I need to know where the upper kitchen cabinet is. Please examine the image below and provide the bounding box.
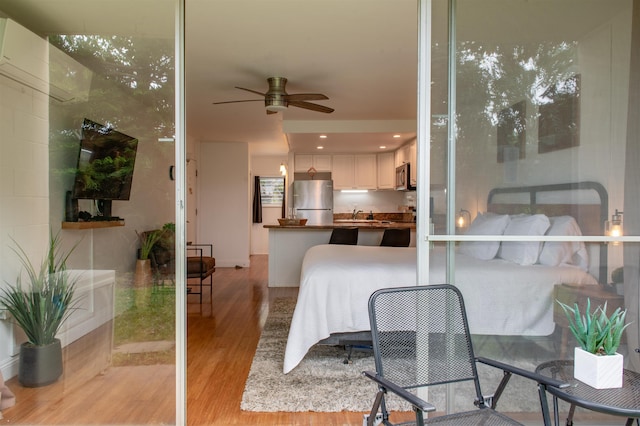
[332,154,377,190]
[395,140,417,186]
[377,152,395,189]
[294,154,332,172]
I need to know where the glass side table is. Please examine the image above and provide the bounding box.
[536,360,640,426]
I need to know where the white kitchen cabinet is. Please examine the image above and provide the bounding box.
[294,154,332,172]
[355,154,377,189]
[332,154,377,189]
[408,140,417,186]
[395,140,417,186]
[377,152,395,189]
[331,155,355,189]
[313,155,332,171]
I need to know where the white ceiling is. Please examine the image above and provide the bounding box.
[186,0,419,155]
[0,0,627,155]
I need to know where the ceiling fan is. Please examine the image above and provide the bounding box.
[213,77,334,114]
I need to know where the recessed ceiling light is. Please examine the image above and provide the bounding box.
[317,146,324,150]
[319,135,327,139]
[379,146,387,149]
[393,134,401,138]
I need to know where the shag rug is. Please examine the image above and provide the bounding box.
[240,298,384,412]
[240,298,546,413]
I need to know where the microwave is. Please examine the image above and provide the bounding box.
[395,163,415,191]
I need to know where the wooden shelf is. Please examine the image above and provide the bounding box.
[62,221,125,229]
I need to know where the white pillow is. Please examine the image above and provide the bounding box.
[539,216,589,270]
[459,213,510,260]
[498,214,550,265]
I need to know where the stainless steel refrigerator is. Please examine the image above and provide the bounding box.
[292,180,334,225]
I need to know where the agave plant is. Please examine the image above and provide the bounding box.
[0,231,80,346]
[557,298,630,355]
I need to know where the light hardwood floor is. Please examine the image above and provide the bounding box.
[2,255,379,425]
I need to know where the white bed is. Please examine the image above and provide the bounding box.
[283,243,598,373]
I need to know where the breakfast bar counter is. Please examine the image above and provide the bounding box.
[265,220,416,287]
[263,222,416,230]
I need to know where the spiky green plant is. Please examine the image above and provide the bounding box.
[136,229,165,260]
[557,298,630,355]
[0,231,80,346]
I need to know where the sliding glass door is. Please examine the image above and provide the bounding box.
[0,1,183,423]
[421,0,640,420]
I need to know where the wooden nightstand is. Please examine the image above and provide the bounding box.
[553,283,625,358]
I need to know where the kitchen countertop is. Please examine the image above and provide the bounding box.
[266,216,417,287]
[263,221,416,230]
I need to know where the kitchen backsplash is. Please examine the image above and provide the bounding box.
[333,212,415,222]
[333,190,416,214]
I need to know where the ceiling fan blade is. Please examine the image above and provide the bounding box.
[235,86,265,97]
[289,100,334,114]
[286,93,329,101]
[212,99,263,105]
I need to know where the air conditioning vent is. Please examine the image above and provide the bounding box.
[0,18,49,93]
[0,18,92,102]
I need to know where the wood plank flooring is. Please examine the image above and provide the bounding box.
[2,255,375,425]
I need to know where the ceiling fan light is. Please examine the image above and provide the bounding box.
[266,104,287,112]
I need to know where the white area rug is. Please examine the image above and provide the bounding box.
[240,298,547,413]
[240,298,384,412]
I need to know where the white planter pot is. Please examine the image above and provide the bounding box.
[574,347,623,389]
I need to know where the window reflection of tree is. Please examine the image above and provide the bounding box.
[450,41,578,175]
[49,35,175,139]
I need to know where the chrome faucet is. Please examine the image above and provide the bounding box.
[352,209,363,219]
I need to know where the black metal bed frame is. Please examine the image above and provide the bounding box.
[487,181,608,284]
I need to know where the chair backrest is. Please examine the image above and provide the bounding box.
[329,227,359,245]
[379,228,410,247]
[368,284,481,394]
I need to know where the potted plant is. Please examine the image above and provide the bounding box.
[557,298,630,389]
[0,231,79,387]
[134,229,165,287]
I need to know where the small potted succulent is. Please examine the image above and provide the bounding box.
[557,298,630,389]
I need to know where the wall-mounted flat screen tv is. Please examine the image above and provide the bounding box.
[72,118,138,202]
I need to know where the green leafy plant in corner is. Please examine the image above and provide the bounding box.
[136,229,165,260]
[557,298,630,355]
[0,231,80,346]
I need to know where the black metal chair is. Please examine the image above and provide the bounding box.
[186,243,215,304]
[148,232,215,304]
[380,228,410,247]
[362,284,568,426]
[329,227,359,245]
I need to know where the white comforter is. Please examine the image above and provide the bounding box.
[283,244,598,373]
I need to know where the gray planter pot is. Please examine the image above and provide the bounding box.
[19,338,63,387]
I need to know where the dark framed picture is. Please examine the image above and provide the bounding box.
[538,74,580,154]
[497,100,526,163]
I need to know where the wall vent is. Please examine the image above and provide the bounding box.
[0,18,92,102]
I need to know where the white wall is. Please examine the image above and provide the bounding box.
[199,142,250,267]
[0,73,51,378]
